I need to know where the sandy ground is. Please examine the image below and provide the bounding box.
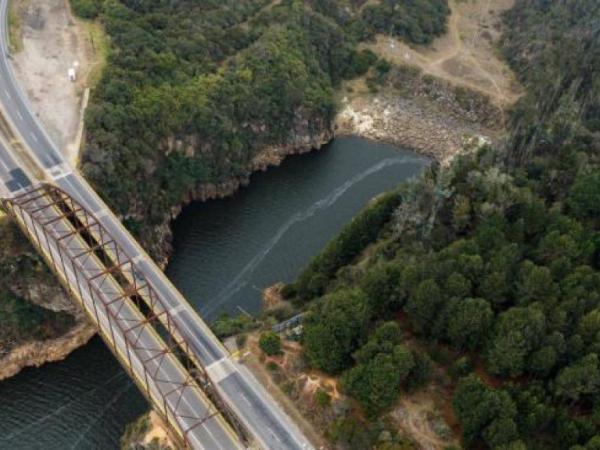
[142,411,174,449]
[10,0,97,165]
[242,334,330,450]
[391,389,460,450]
[363,0,521,107]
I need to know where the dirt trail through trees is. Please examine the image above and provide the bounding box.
[364,0,521,108]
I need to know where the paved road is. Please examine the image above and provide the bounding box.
[0,1,314,449]
[8,185,242,450]
[0,134,29,193]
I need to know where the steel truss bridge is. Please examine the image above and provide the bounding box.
[0,0,313,448]
[2,184,244,448]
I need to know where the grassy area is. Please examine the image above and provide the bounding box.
[7,0,24,53]
[76,17,108,90]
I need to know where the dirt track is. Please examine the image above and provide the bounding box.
[363,0,521,107]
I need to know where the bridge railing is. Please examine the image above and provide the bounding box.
[1,184,245,448]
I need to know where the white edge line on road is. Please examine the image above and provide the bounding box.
[52,170,73,181]
[0,154,9,171]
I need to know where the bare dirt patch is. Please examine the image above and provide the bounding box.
[242,334,330,449]
[10,0,104,165]
[363,0,521,107]
[391,387,460,450]
[241,327,461,450]
[336,0,519,164]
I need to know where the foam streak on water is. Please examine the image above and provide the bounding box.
[0,137,427,450]
[202,155,422,316]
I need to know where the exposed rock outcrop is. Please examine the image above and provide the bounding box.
[336,63,505,166]
[0,320,95,381]
[148,124,333,265]
[120,411,174,450]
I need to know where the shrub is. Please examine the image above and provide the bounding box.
[314,389,331,408]
[259,331,282,356]
[71,0,103,19]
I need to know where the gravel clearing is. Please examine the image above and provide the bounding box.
[10,0,96,165]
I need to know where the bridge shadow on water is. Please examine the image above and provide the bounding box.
[0,337,145,450]
[0,136,429,449]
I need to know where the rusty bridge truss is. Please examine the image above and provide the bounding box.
[0,184,246,449]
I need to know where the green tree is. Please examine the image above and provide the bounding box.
[486,306,546,377]
[445,272,472,299]
[360,262,403,318]
[453,375,519,448]
[578,309,600,344]
[446,298,494,350]
[452,194,472,232]
[554,354,600,402]
[405,279,442,334]
[259,331,282,356]
[569,171,600,220]
[303,289,369,374]
[342,345,414,415]
[479,271,510,305]
[353,321,403,363]
[516,260,557,306]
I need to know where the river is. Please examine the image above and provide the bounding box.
[0,137,428,449]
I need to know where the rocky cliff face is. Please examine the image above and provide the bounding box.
[0,121,332,379]
[120,411,174,450]
[336,63,505,166]
[146,121,334,266]
[0,262,94,380]
[0,320,95,381]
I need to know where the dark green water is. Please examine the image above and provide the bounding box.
[0,137,428,449]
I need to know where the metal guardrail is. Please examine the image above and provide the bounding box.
[272,313,305,333]
[0,184,244,449]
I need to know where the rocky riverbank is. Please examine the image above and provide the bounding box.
[0,320,95,381]
[149,124,333,266]
[335,62,506,166]
[120,411,174,450]
[336,93,492,165]
[0,217,94,380]
[0,63,496,381]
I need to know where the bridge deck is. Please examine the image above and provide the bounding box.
[0,0,314,446]
[1,185,243,449]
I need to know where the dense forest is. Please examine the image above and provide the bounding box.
[72,0,449,251]
[282,0,600,448]
[0,0,450,354]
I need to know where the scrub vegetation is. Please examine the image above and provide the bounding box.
[0,0,450,370]
[0,220,75,354]
[282,1,600,448]
[70,0,450,251]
